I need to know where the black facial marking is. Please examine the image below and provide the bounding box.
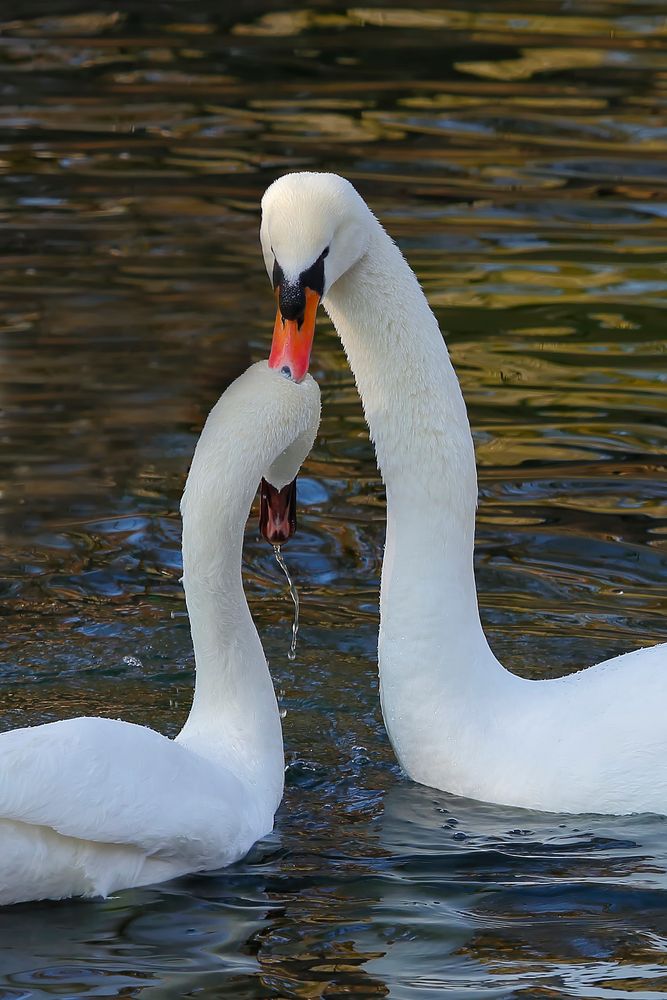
[272,258,283,290]
[274,247,329,323]
[279,280,306,323]
[299,248,327,298]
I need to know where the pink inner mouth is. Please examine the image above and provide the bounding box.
[259,477,297,545]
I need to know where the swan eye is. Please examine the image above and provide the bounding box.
[321,246,329,259]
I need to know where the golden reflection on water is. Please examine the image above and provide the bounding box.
[0,0,666,996]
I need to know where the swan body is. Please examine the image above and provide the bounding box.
[0,362,320,904]
[261,171,667,816]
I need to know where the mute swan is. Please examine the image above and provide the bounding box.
[261,171,667,816]
[0,362,320,905]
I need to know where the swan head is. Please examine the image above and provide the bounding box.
[259,369,320,546]
[182,362,320,549]
[260,172,370,381]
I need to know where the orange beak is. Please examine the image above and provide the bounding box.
[268,287,320,383]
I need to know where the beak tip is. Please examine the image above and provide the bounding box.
[280,363,305,383]
[269,354,308,384]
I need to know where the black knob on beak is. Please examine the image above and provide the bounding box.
[279,281,306,324]
[272,250,327,324]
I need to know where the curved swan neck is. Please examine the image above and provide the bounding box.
[176,364,319,807]
[177,407,283,802]
[324,218,495,676]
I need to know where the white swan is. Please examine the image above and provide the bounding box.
[0,362,320,905]
[261,171,667,816]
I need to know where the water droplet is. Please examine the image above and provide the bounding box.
[122,655,143,667]
[273,544,299,661]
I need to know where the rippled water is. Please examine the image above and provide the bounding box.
[1,1,667,996]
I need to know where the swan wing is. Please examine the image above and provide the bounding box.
[0,716,256,867]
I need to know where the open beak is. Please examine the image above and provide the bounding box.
[268,287,320,383]
[259,477,297,546]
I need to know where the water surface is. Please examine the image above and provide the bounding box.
[1,1,667,996]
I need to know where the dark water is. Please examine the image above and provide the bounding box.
[1,1,667,996]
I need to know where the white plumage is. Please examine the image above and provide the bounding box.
[261,172,667,816]
[0,362,320,905]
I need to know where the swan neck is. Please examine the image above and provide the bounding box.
[324,221,491,665]
[176,417,283,805]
